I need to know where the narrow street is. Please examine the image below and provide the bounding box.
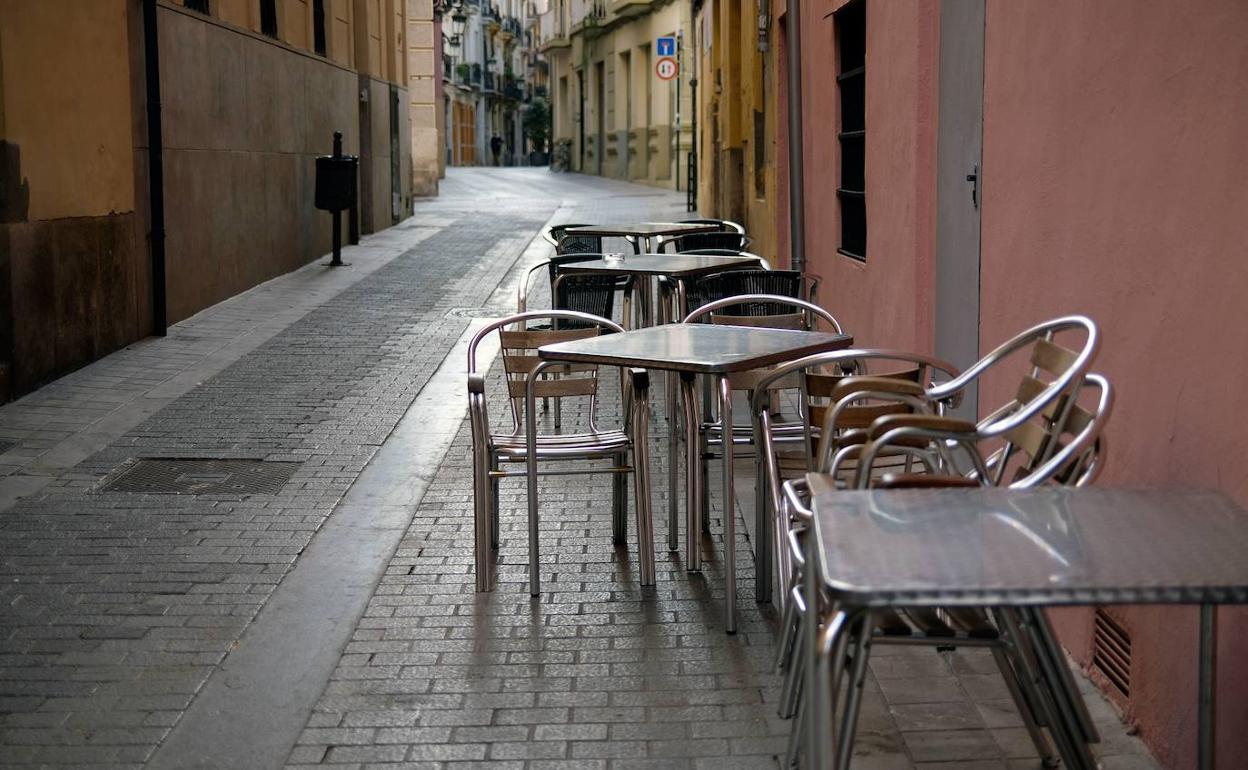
[0,169,1154,769]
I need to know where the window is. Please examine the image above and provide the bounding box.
[184,0,210,13]
[260,0,278,38]
[313,0,327,56]
[835,0,866,260]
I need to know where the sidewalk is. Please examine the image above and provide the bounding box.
[0,169,1156,769]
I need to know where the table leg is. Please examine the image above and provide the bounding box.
[1200,603,1216,770]
[631,377,656,587]
[681,372,701,571]
[669,372,688,553]
[720,375,736,633]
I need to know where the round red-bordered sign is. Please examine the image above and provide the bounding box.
[655,56,678,81]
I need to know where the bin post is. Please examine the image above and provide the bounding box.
[315,131,357,266]
[328,132,345,266]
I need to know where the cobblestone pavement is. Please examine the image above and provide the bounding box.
[0,169,1158,769]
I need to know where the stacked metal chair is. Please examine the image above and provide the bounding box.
[758,316,1113,768]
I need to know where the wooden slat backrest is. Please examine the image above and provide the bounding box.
[710,312,805,330]
[806,371,924,431]
[499,328,599,349]
[1030,338,1079,376]
[508,377,598,399]
[499,326,601,403]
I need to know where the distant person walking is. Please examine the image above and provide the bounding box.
[490,135,503,166]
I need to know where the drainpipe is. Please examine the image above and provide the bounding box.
[784,0,805,274]
[142,0,167,336]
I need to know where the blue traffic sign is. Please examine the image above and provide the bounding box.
[656,36,676,57]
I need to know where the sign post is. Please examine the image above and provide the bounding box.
[656,34,679,192]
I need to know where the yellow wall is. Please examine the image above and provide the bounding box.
[694,0,778,261]
[0,0,135,220]
[547,1,693,188]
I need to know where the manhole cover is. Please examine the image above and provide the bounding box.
[0,439,15,455]
[445,307,505,320]
[100,459,300,496]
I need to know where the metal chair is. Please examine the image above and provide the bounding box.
[683,269,821,323]
[517,256,623,327]
[783,318,1106,768]
[838,315,1102,488]
[749,349,964,610]
[656,218,749,252]
[542,223,600,255]
[677,295,843,544]
[468,310,654,595]
[799,372,1115,770]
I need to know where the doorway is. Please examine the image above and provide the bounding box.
[934,0,985,418]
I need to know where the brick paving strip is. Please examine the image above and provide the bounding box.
[0,176,560,766]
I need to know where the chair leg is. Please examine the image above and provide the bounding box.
[612,453,627,546]
[835,612,874,770]
[997,607,1090,770]
[784,681,806,769]
[990,642,1060,767]
[473,444,494,592]
[699,430,711,534]
[490,456,501,550]
[811,608,852,770]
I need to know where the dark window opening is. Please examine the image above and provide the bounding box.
[313,0,327,55]
[260,0,278,38]
[185,0,210,13]
[753,109,766,199]
[835,0,866,260]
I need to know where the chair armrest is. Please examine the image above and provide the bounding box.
[468,373,487,394]
[867,414,977,441]
[875,473,982,490]
[829,376,926,403]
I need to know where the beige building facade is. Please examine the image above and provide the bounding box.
[540,0,693,188]
[0,0,413,401]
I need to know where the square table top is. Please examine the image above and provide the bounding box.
[538,324,853,374]
[558,253,763,278]
[565,222,721,239]
[804,480,1248,608]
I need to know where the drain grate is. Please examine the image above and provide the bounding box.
[1092,608,1131,698]
[100,458,300,496]
[0,439,15,455]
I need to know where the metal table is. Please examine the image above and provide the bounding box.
[803,482,1248,769]
[559,253,764,328]
[538,324,852,632]
[565,221,719,254]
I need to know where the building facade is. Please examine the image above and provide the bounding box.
[540,0,693,189]
[691,0,778,262]
[409,0,444,196]
[772,1,1248,766]
[0,0,413,402]
[441,0,543,167]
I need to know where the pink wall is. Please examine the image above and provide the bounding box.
[796,0,938,353]
[978,1,1248,766]
[778,0,1248,765]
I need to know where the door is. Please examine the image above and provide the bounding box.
[390,85,400,222]
[595,61,605,175]
[934,0,985,418]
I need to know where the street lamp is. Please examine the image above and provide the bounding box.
[449,0,468,46]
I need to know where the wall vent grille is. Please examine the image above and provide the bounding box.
[1092,608,1131,698]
